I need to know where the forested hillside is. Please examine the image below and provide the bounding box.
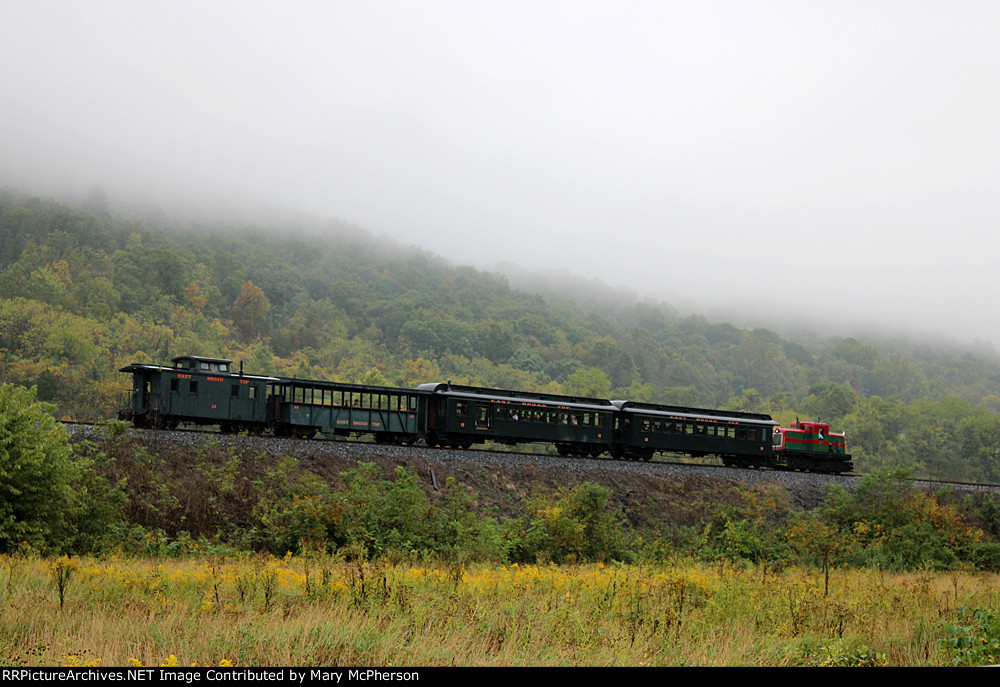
[3,187,1000,481]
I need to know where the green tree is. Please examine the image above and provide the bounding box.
[562,367,611,398]
[0,384,77,551]
[800,382,858,425]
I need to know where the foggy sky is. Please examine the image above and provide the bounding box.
[2,1,999,348]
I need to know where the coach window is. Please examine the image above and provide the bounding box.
[249,386,257,400]
[171,379,179,393]
[190,381,198,394]
[231,384,240,398]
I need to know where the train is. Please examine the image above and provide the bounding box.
[118,354,854,474]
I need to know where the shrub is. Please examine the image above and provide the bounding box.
[516,482,630,563]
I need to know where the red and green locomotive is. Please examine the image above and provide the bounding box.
[771,420,853,474]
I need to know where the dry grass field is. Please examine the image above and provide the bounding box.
[3,552,999,667]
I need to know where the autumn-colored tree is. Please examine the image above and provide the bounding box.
[229,280,271,342]
[786,512,844,595]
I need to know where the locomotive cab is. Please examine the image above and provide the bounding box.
[793,420,829,436]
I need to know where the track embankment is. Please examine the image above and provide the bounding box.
[65,423,995,529]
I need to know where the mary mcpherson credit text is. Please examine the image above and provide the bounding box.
[1,669,421,682]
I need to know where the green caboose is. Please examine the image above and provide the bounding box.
[119,355,274,431]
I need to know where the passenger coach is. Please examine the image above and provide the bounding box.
[267,377,427,443]
[417,382,616,456]
[612,400,776,463]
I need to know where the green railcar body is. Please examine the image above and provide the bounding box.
[612,400,777,463]
[119,355,273,431]
[417,383,615,455]
[268,378,427,442]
